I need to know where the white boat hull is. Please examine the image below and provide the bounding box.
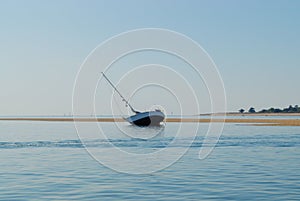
[126,111,165,126]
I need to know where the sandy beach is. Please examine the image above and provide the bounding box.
[202,112,300,117]
[1,116,300,126]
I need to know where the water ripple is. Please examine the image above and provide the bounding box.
[0,134,299,149]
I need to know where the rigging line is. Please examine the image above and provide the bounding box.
[101,72,139,114]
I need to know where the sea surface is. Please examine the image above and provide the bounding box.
[0,120,300,200]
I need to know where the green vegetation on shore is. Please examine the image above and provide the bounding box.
[239,105,300,114]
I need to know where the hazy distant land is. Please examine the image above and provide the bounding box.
[203,112,300,116]
[1,105,299,126]
[0,115,300,126]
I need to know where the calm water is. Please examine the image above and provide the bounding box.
[0,121,300,200]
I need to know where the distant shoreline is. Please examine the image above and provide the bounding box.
[201,112,300,116]
[1,117,300,126]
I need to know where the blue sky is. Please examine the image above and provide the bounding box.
[0,0,299,115]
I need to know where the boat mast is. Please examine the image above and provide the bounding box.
[101,72,139,114]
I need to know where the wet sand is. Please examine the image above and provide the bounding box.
[0,117,300,126]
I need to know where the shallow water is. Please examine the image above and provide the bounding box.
[0,121,299,200]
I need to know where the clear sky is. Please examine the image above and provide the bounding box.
[0,0,299,115]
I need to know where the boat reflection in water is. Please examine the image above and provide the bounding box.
[102,72,165,127]
[122,123,166,140]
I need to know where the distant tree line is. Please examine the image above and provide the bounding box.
[259,105,300,113]
[239,107,256,113]
[239,105,300,114]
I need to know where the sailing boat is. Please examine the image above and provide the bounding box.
[102,72,165,126]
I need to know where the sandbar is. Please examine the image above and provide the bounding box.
[0,117,300,126]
